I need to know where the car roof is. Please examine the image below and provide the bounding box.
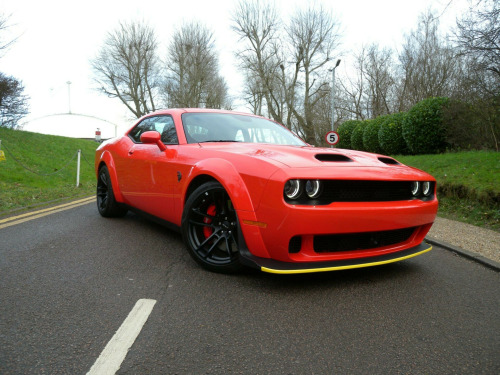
[146,108,263,118]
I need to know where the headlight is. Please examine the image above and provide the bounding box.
[305,180,322,198]
[284,180,302,199]
[422,181,432,196]
[411,181,420,196]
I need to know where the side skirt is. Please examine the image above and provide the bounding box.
[126,206,181,233]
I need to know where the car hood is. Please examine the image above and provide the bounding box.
[199,143,407,169]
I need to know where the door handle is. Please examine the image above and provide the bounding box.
[128,149,134,155]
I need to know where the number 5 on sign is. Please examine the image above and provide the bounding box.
[325,131,339,146]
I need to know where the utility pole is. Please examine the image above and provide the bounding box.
[331,59,341,133]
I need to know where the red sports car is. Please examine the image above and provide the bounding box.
[95,109,438,274]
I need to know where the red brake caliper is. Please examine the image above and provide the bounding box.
[203,204,217,239]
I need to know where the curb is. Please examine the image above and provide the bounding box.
[426,237,500,272]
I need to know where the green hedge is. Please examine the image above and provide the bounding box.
[402,97,449,154]
[351,121,369,151]
[378,112,409,155]
[363,115,388,153]
[337,120,361,149]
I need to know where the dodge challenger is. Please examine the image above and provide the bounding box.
[95,108,438,274]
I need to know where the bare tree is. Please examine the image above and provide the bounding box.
[0,13,28,128]
[232,1,342,144]
[164,21,230,109]
[231,0,285,123]
[91,20,160,118]
[0,13,18,57]
[285,5,342,144]
[363,44,395,117]
[240,73,266,115]
[396,11,457,111]
[336,48,369,120]
[0,73,29,128]
[455,0,499,79]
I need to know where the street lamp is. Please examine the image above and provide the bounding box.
[331,59,341,134]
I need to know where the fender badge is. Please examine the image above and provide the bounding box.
[177,171,182,182]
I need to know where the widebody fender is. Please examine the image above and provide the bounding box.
[96,150,125,203]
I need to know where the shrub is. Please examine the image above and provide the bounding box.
[363,115,388,153]
[351,120,369,151]
[402,97,449,154]
[337,120,361,149]
[379,112,409,155]
[442,98,500,151]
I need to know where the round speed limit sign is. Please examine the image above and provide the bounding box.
[325,131,339,145]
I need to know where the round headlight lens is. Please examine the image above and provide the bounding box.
[305,180,322,198]
[284,180,302,199]
[411,181,420,196]
[422,181,432,196]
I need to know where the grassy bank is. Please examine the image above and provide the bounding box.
[396,151,499,231]
[0,127,98,213]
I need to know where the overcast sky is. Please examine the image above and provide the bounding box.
[1,0,469,138]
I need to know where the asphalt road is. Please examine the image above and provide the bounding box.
[0,200,499,375]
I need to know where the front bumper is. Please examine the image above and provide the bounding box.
[240,242,432,274]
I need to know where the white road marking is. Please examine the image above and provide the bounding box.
[86,299,157,375]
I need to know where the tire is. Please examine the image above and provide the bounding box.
[96,165,128,218]
[181,181,243,273]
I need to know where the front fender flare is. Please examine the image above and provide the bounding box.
[97,151,125,203]
[184,158,255,213]
[183,158,272,259]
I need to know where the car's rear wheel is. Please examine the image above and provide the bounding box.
[182,181,242,273]
[96,165,128,218]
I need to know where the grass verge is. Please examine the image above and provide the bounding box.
[0,127,98,215]
[396,151,499,231]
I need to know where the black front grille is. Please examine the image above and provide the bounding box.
[313,227,416,253]
[284,180,435,205]
[321,180,413,202]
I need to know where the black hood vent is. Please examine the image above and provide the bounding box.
[378,157,400,165]
[315,154,352,162]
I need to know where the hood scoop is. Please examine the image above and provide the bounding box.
[315,154,353,162]
[378,157,400,165]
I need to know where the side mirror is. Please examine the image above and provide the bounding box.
[140,131,167,151]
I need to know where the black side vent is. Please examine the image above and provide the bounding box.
[378,157,400,165]
[315,154,353,162]
[289,236,302,253]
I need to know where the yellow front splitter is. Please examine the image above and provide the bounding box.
[256,243,432,275]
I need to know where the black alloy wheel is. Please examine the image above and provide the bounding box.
[96,166,128,217]
[182,181,242,273]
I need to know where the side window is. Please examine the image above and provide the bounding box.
[128,115,178,144]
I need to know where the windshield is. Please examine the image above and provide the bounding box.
[181,113,307,146]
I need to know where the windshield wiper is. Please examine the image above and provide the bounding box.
[198,140,241,143]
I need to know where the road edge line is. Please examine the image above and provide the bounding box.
[0,196,95,224]
[0,198,95,230]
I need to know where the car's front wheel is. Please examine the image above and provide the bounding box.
[182,181,242,273]
[96,165,128,218]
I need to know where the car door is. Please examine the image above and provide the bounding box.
[118,115,179,221]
